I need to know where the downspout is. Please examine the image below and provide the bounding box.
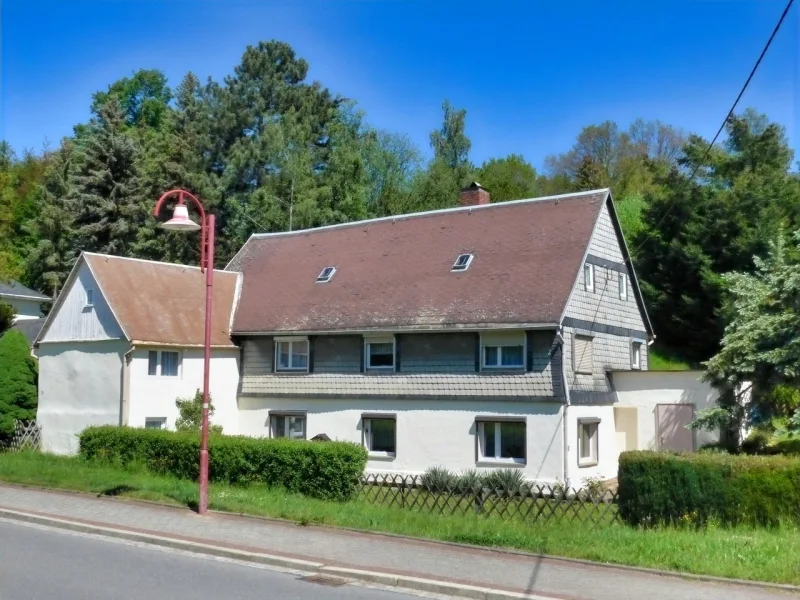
[558,326,571,490]
[121,346,135,426]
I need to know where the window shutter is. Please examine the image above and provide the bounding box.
[574,336,593,375]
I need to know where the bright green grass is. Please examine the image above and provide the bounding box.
[648,346,695,371]
[1,451,798,585]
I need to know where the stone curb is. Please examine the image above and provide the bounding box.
[0,508,558,600]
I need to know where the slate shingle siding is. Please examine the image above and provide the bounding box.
[239,331,563,399]
[400,333,475,373]
[313,335,362,373]
[563,203,649,396]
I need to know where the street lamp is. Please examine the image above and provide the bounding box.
[153,189,214,515]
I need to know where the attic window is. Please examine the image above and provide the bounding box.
[451,254,474,272]
[316,266,336,283]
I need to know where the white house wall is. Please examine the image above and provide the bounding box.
[39,262,124,342]
[566,404,618,483]
[612,370,720,450]
[238,397,567,483]
[127,347,240,433]
[37,340,128,454]
[4,297,42,320]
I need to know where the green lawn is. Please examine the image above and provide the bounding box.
[1,451,798,585]
[648,345,695,371]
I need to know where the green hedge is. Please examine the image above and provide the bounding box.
[618,451,800,527]
[79,426,367,502]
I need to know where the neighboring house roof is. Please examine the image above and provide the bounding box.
[0,281,50,302]
[228,188,649,335]
[38,253,241,347]
[11,317,46,346]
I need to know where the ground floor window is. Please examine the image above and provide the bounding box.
[147,350,181,377]
[145,417,166,429]
[270,412,306,439]
[363,416,396,457]
[578,418,600,467]
[477,419,526,463]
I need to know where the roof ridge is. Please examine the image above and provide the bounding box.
[249,188,610,240]
[82,252,241,275]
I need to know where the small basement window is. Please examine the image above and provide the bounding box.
[363,415,396,458]
[316,266,336,283]
[451,253,474,272]
[145,418,166,430]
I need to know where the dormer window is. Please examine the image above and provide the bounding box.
[316,266,336,283]
[451,254,474,272]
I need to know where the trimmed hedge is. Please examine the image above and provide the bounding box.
[79,426,367,502]
[618,451,800,527]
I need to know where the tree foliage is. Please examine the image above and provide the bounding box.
[175,388,222,434]
[0,301,14,336]
[0,329,38,441]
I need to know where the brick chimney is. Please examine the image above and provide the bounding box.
[459,182,491,207]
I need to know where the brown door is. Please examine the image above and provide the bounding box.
[656,404,695,452]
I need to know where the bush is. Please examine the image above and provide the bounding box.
[175,389,222,434]
[455,469,485,493]
[483,469,528,495]
[420,466,457,492]
[618,450,800,527]
[79,426,367,501]
[0,330,37,442]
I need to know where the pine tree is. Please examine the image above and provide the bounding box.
[0,329,38,442]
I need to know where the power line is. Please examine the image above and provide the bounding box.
[629,0,796,258]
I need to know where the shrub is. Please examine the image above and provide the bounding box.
[420,466,457,492]
[455,469,485,493]
[741,429,770,455]
[0,330,37,442]
[175,389,222,434]
[79,426,367,501]
[618,450,800,527]
[483,469,528,496]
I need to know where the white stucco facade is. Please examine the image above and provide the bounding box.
[4,296,44,320]
[611,370,720,452]
[127,347,240,433]
[37,339,128,454]
[238,397,573,483]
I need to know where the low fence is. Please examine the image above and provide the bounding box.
[356,473,619,527]
[1,420,42,452]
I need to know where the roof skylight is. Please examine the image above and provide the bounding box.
[451,254,474,272]
[316,266,336,283]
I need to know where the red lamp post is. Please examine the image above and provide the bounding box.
[153,189,214,515]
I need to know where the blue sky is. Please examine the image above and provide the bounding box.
[1,0,797,169]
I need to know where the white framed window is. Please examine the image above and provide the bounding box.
[316,266,336,283]
[578,418,600,467]
[631,341,643,370]
[363,416,396,457]
[573,335,593,375]
[481,331,525,370]
[584,263,594,292]
[477,419,526,464]
[618,272,628,300]
[147,350,181,377]
[275,337,309,372]
[365,337,395,371]
[85,288,94,307]
[145,417,166,429]
[270,412,306,439]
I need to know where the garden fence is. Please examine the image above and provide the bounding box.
[356,473,619,527]
[6,420,41,452]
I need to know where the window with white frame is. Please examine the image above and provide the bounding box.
[481,332,525,369]
[578,419,600,466]
[584,263,594,292]
[145,417,166,429]
[573,335,593,375]
[85,288,94,307]
[631,341,642,370]
[147,350,181,377]
[618,272,627,300]
[363,416,396,457]
[477,419,526,463]
[365,337,395,370]
[270,412,306,439]
[275,338,309,372]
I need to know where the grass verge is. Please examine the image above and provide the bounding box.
[0,451,798,585]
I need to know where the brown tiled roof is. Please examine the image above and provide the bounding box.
[84,253,240,347]
[230,190,610,334]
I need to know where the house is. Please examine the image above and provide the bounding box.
[226,185,654,485]
[35,253,242,454]
[0,281,50,321]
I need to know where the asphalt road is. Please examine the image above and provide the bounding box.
[0,520,420,600]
